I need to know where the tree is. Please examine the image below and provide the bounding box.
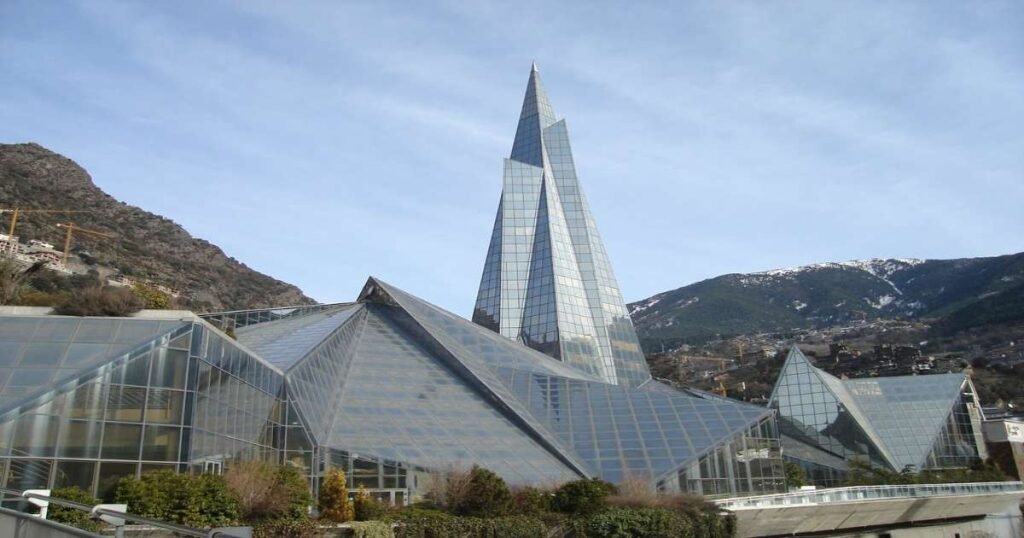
[318,467,353,523]
[784,462,807,489]
[353,485,387,521]
[449,466,513,517]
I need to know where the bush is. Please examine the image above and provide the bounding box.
[581,507,692,538]
[225,461,312,523]
[578,507,736,538]
[511,486,550,515]
[354,485,389,521]
[551,478,616,515]
[391,513,547,538]
[318,467,353,522]
[449,466,513,517]
[351,520,396,538]
[115,469,238,528]
[251,517,324,538]
[194,474,240,527]
[47,486,104,533]
[131,283,171,309]
[53,286,143,316]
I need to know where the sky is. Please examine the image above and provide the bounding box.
[1,1,1022,314]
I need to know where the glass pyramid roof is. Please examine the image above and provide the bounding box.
[355,277,774,483]
[236,303,362,370]
[769,346,970,470]
[843,374,967,470]
[322,304,580,485]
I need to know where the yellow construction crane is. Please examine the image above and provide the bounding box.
[713,380,747,398]
[55,223,114,265]
[1,208,90,237]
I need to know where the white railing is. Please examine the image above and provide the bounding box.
[715,481,1024,510]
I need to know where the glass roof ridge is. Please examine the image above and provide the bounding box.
[287,307,369,443]
[772,346,901,469]
[363,277,603,381]
[355,295,596,477]
[842,373,971,470]
[329,303,592,481]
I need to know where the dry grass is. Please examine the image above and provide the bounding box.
[606,474,716,515]
[422,467,474,511]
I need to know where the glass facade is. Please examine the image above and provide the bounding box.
[769,346,986,484]
[0,314,290,500]
[0,276,786,500]
[472,64,649,387]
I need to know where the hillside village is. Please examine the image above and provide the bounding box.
[1,229,181,297]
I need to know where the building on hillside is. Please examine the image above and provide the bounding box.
[472,64,649,388]
[983,418,1024,480]
[0,234,20,255]
[768,346,988,487]
[0,278,786,502]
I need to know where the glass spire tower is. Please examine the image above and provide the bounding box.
[473,64,650,387]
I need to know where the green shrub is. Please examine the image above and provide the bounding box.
[351,520,396,538]
[278,465,314,520]
[391,513,547,538]
[318,467,353,522]
[193,474,240,527]
[354,485,389,521]
[115,469,239,528]
[577,507,735,538]
[449,466,513,517]
[581,507,692,538]
[551,478,616,515]
[47,486,104,533]
[251,516,324,538]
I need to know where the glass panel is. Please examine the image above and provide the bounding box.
[97,462,136,501]
[58,419,102,458]
[149,349,188,389]
[144,389,185,425]
[55,460,96,491]
[5,458,52,491]
[101,422,142,460]
[12,414,60,457]
[106,385,146,422]
[141,425,181,461]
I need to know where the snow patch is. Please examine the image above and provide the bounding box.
[629,297,661,316]
[865,295,895,309]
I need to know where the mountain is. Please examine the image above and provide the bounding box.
[0,142,314,310]
[628,254,1024,349]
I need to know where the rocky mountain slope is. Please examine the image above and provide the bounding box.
[629,254,1024,349]
[0,143,314,311]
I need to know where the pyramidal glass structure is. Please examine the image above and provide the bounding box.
[0,278,785,500]
[768,346,987,483]
[473,64,649,387]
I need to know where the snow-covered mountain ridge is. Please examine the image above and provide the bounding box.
[628,253,1024,349]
